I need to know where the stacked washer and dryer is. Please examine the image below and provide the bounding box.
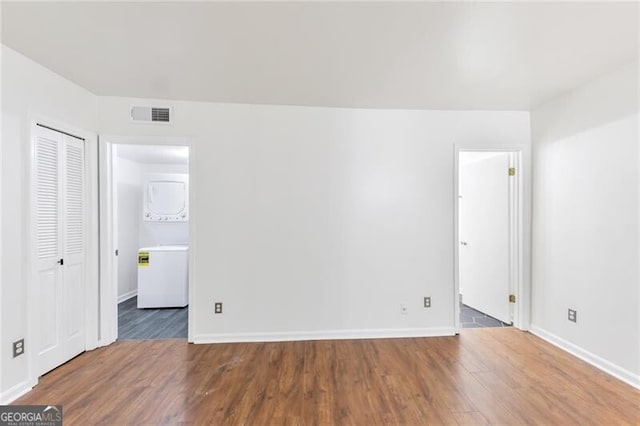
[137,173,189,309]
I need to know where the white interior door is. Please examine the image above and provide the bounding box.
[34,125,86,376]
[459,152,511,324]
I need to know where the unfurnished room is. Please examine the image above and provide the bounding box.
[0,1,638,424]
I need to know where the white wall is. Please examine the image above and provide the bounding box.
[98,97,531,342]
[114,156,142,301]
[5,30,637,400]
[0,45,98,400]
[0,42,531,400]
[531,60,639,386]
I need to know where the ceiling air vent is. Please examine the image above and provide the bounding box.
[131,106,172,124]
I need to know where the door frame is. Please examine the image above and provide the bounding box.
[98,135,195,346]
[27,116,99,383]
[453,145,530,331]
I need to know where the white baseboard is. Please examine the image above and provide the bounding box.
[194,327,457,344]
[0,378,38,404]
[117,290,137,304]
[530,325,640,390]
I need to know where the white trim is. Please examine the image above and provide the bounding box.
[530,325,640,390]
[194,327,457,344]
[117,290,137,304]
[85,128,100,353]
[0,378,38,405]
[98,138,118,346]
[453,144,530,332]
[98,135,194,345]
[187,143,196,343]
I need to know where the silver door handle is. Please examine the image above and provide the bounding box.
[460,241,467,246]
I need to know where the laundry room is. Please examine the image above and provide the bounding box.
[113,144,190,340]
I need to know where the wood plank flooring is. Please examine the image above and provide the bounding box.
[15,328,640,425]
[118,297,188,340]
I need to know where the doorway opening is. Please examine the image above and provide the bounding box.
[105,142,190,341]
[456,149,523,329]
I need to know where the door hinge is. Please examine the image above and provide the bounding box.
[115,249,119,256]
[508,167,516,176]
[509,294,516,303]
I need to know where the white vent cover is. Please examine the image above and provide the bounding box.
[131,106,172,123]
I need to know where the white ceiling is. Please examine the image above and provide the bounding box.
[116,144,189,165]
[1,2,638,110]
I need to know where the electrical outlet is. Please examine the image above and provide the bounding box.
[568,309,577,323]
[214,302,223,314]
[400,304,408,315]
[424,297,431,308]
[13,339,24,358]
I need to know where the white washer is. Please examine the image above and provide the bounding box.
[137,245,189,308]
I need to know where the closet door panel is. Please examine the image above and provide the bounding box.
[34,126,64,375]
[62,135,86,359]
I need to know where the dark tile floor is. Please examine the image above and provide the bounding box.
[460,303,511,328]
[118,297,188,340]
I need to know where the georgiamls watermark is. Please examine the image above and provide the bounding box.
[0,405,62,426]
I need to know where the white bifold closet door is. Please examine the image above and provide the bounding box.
[33,125,86,377]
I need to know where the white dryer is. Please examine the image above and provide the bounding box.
[137,245,189,308]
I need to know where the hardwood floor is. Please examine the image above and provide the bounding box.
[15,328,640,425]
